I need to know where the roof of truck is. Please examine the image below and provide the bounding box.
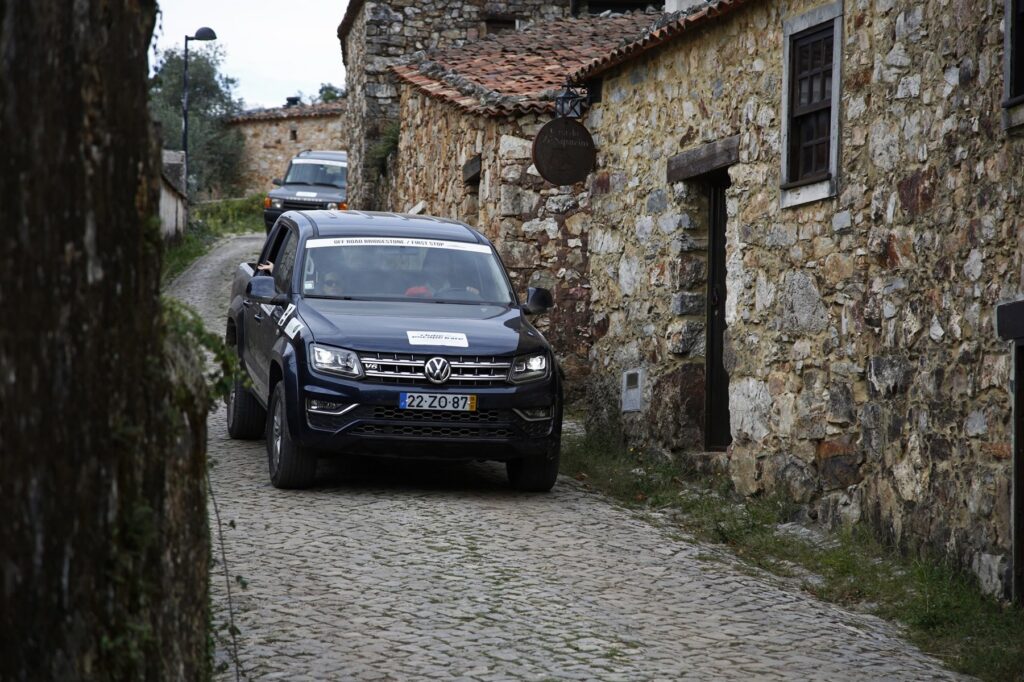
[286,210,487,244]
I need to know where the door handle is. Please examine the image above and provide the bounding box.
[242,299,253,307]
[253,312,263,323]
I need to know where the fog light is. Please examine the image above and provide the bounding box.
[307,399,356,415]
[514,407,552,422]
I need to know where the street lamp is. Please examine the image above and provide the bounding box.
[182,26,217,195]
[554,78,587,119]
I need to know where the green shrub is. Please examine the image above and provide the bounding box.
[367,122,401,176]
[162,194,263,283]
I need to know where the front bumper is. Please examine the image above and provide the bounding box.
[292,374,560,460]
[264,208,283,231]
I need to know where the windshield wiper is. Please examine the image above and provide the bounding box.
[284,181,314,186]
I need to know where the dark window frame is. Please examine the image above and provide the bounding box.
[1010,0,1024,103]
[787,24,835,185]
[483,16,517,36]
[779,1,843,208]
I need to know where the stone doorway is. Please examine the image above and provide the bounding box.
[704,170,732,451]
[667,136,739,452]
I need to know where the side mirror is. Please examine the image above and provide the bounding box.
[522,287,553,315]
[271,178,283,186]
[246,277,288,306]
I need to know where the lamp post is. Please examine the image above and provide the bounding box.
[182,26,217,195]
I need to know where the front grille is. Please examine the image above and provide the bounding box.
[306,403,551,441]
[359,352,511,387]
[350,423,515,439]
[282,199,326,211]
[371,407,504,423]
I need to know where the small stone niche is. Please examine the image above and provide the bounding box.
[621,368,645,413]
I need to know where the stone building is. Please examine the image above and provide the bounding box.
[337,0,660,209]
[377,0,1024,597]
[159,150,188,239]
[387,12,656,388]
[569,0,1024,596]
[228,98,348,194]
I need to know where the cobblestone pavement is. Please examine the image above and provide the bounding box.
[169,235,965,681]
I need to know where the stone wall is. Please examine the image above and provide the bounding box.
[584,0,1021,596]
[387,87,594,391]
[341,0,574,209]
[231,111,347,195]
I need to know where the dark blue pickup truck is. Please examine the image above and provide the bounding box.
[225,210,563,491]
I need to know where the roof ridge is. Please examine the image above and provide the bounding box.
[572,0,753,81]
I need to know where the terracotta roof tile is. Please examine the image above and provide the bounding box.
[572,0,754,81]
[229,101,346,124]
[391,11,659,117]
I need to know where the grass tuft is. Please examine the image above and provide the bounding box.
[561,426,1024,682]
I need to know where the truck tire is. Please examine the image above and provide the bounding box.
[226,375,266,440]
[506,437,560,492]
[267,381,316,489]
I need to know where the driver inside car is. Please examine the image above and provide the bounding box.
[405,249,480,298]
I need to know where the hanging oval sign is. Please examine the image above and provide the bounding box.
[531,117,596,186]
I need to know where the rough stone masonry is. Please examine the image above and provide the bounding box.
[578,0,1023,596]
[339,0,575,209]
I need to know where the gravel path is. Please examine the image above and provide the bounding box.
[168,235,965,681]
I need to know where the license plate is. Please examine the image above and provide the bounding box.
[399,393,477,411]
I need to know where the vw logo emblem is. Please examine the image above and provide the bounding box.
[424,357,451,384]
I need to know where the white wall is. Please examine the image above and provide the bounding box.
[159,180,187,239]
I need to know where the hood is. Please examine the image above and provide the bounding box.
[297,299,547,357]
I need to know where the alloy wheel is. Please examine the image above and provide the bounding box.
[271,403,283,472]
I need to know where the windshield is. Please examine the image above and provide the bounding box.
[302,237,516,305]
[284,159,348,188]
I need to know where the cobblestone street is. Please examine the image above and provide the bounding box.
[169,235,965,681]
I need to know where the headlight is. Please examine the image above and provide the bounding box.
[271,198,283,209]
[509,352,549,384]
[310,344,363,378]
[326,202,339,210]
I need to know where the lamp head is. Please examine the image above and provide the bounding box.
[554,80,585,119]
[191,27,217,41]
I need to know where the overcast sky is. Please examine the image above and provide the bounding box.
[152,0,350,109]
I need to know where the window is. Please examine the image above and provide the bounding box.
[788,26,834,184]
[584,1,652,14]
[780,1,843,208]
[1009,0,1024,102]
[273,232,297,293]
[483,16,517,36]
[1003,0,1024,130]
[289,128,298,142]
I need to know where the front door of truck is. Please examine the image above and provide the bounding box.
[244,226,292,398]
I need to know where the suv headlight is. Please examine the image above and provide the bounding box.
[310,344,363,379]
[325,202,339,210]
[509,352,549,384]
[271,198,283,209]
